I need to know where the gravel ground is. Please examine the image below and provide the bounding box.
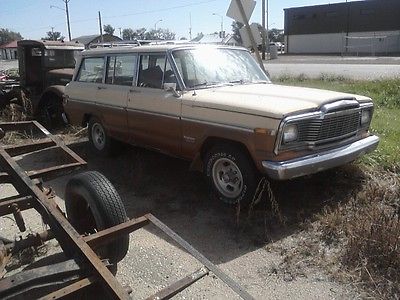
[0,140,359,299]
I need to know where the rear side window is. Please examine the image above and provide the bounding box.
[105,54,137,86]
[76,57,104,83]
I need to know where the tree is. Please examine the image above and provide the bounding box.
[103,24,115,35]
[122,28,146,40]
[43,31,64,41]
[268,28,284,43]
[231,21,243,44]
[144,28,175,40]
[0,28,23,46]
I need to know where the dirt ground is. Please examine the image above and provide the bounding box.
[0,139,361,299]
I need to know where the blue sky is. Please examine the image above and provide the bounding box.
[1,0,351,40]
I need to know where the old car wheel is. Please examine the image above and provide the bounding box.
[65,171,130,266]
[88,117,116,156]
[39,98,64,129]
[204,144,258,206]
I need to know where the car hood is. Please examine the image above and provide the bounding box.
[184,83,372,119]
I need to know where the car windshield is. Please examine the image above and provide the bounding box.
[172,48,270,89]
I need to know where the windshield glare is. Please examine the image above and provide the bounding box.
[172,48,269,89]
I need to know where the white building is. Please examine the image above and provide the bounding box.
[0,40,18,60]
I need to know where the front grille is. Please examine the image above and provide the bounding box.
[296,111,360,144]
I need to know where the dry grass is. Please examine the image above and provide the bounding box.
[318,168,400,298]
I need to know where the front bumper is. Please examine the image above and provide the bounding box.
[262,135,379,180]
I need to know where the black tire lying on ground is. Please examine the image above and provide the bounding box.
[65,171,129,264]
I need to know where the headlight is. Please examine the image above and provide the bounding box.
[361,110,371,125]
[283,124,298,143]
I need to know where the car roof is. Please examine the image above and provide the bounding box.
[81,43,247,56]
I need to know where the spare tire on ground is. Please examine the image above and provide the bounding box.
[64,171,129,265]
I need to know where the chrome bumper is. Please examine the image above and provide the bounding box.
[262,135,379,180]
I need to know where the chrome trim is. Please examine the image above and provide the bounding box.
[126,107,179,119]
[264,135,379,180]
[181,117,254,133]
[67,98,125,111]
[274,101,375,155]
[321,99,359,112]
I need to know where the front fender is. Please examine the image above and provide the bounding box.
[42,85,65,99]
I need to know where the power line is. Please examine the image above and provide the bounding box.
[17,0,218,34]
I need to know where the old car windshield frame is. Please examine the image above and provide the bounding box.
[170,47,270,90]
[43,49,80,69]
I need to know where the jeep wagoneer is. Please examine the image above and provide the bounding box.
[64,45,379,205]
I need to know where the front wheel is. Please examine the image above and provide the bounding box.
[204,144,258,206]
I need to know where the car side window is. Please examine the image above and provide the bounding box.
[76,57,104,83]
[137,54,166,89]
[106,55,137,86]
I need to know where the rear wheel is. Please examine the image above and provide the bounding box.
[204,144,258,206]
[65,171,130,265]
[88,117,116,156]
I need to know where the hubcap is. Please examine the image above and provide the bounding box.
[212,158,243,198]
[92,123,106,150]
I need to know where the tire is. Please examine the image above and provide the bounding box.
[38,97,64,129]
[204,144,259,206]
[88,117,116,156]
[65,171,129,264]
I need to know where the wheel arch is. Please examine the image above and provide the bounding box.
[190,136,255,172]
[37,85,65,112]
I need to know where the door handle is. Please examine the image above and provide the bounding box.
[97,86,106,90]
[129,89,140,93]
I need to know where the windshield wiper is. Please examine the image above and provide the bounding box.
[229,79,245,84]
[190,81,220,88]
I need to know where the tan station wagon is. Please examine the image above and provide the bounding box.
[64,44,379,205]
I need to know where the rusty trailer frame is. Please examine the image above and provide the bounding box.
[0,121,254,300]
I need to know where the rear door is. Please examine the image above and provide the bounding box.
[95,54,137,141]
[126,52,182,156]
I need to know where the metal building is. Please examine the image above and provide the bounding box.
[284,0,400,55]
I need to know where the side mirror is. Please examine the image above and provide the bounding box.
[164,83,180,98]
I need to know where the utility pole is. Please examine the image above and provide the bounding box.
[98,11,104,43]
[64,0,72,41]
[262,0,266,60]
[212,13,224,37]
[50,1,72,40]
[189,13,192,40]
[266,0,269,56]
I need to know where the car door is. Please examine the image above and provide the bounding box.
[126,52,182,156]
[65,56,105,125]
[95,54,137,141]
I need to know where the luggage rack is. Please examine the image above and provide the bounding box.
[0,121,254,299]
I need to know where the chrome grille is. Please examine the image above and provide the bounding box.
[296,111,360,143]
